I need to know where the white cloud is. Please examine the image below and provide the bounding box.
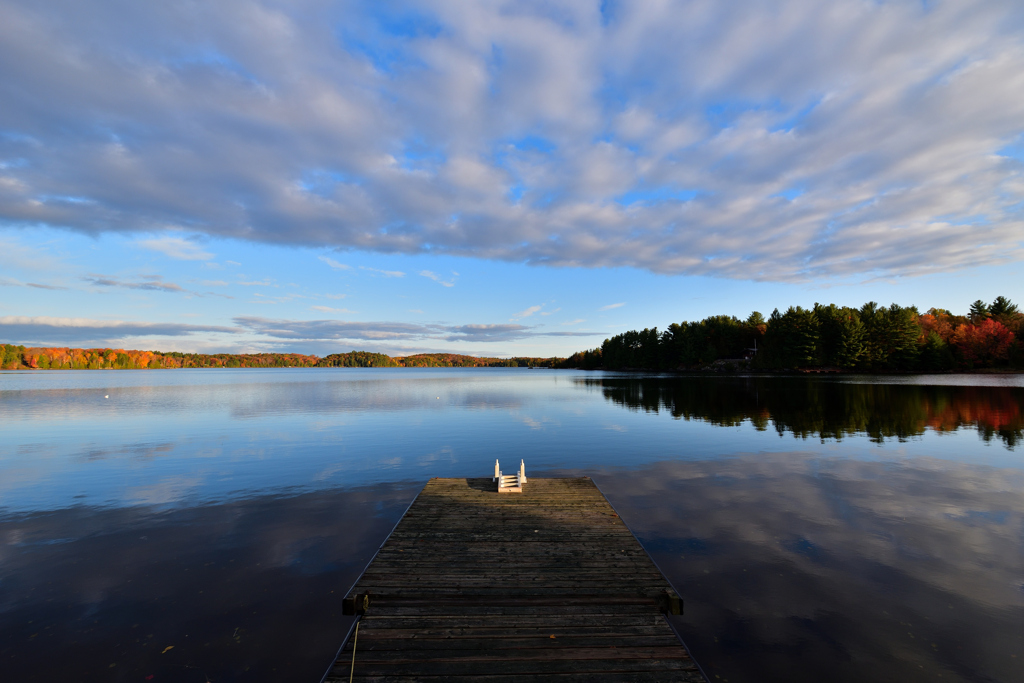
[318,255,351,270]
[233,316,599,343]
[513,305,543,319]
[137,235,213,261]
[0,1,1022,281]
[419,270,456,287]
[0,277,67,290]
[599,303,625,311]
[310,305,355,313]
[360,266,405,277]
[84,274,187,293]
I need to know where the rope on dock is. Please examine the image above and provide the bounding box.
[348,620,360,683]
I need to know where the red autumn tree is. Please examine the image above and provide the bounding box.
[951,319,1015,367]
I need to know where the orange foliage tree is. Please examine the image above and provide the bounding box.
[951,319,1015,368]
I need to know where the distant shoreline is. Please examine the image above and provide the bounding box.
[0,345,562,371]
[2,342,1021,376]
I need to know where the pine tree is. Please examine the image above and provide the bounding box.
[990,296,1018,317]
[969,299,990,322]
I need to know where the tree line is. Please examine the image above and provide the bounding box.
[560,296,1022,372]
[0,345,563,370]
[0,345,320,370]
[317,351,559,368]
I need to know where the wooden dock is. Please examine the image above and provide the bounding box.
[324,477,706,682]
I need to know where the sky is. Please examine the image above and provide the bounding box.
[1,0,1023,358]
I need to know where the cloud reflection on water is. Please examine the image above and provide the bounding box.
[3,375,529,422]
[0,482,419,683]
[595,454,1024,683]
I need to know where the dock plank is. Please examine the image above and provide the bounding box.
[324,478,705,682]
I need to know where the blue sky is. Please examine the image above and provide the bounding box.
[1,0,1023,357]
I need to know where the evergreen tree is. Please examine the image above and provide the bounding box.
[815,304,864,368]
[758,307,819,368]
[990,296,1018,317]
[969,299,990,322]
[757,308,786,368]
[861,304,920,370]
[786,306,820,367]
[858,302,881,367]
[919,331,954,371]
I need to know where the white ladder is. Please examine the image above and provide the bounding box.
[494,459,526,493]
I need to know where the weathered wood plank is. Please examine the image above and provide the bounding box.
[350,635,685,651]
[345,650,694,662]
[323,478,705,683]
[361,625,674,637]
[348,674,703,683]
[331,657,702,678]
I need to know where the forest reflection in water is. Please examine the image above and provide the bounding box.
[580,375,1024,447]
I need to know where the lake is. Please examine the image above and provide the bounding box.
[1,368,1022,682]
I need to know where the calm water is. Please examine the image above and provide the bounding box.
[1,369,1022,682]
